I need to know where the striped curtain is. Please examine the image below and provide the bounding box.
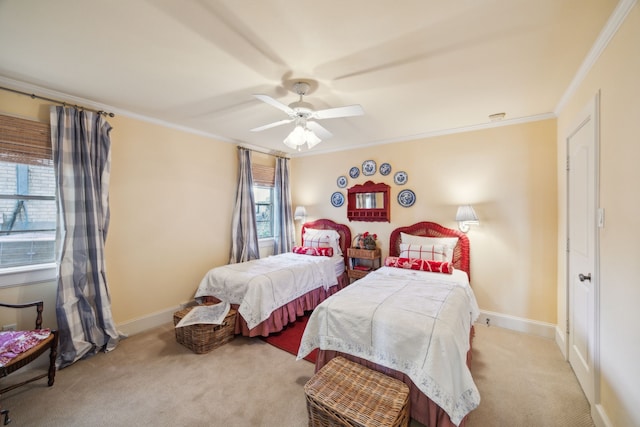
[273,157,295,254]
[229,148,260,263]
[50,106,119,368]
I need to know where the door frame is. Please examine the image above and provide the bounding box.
[564,91,601,406]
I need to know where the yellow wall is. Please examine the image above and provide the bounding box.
[106,114,236,321]
[556,3,640,426]
[0,91,237,327]
[292,119,558,324]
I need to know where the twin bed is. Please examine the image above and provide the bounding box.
[194,220,479,426]
[298,222,480,426]
[195,219,351,337]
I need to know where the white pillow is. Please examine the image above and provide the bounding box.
[303,228,342,255]
[303,234,332,249]
[305,228,340,238]
[400,232,458,247]
[399,243,449,262]
[400,233,458,262]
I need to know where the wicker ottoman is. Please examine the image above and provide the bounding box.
[173,306,236,354]
[304,356,410,427]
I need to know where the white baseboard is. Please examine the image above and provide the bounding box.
[592,403,613,427]
[121,306,557,342]
[475,309,556,339]
[555,325,568,359]
[116,301,194,337]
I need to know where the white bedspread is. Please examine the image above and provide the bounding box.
[297,266,480,426]
[195,253,339,329]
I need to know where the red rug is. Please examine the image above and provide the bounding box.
[262,314,317,364]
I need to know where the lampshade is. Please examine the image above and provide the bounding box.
[294,206,307,221]
[455,205,478,233]
[456,205,479,222]
[283,117,322,151]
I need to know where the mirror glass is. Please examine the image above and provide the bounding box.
[355,192,384,209]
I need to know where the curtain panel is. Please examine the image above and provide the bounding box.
[229,148,260,263]
[50,106,119,368]
[273,157,294,254]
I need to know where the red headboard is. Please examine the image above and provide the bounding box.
[389,222,470,279]
[301,219,352,267]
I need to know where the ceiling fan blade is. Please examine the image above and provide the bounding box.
[307,121,333,140]
[253,94,294,115]
[312,104,364,120]
[250,118,294,132]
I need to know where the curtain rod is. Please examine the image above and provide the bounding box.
[238,145,289,159]
[0,85,115,117]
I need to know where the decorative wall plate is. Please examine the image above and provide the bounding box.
[362,160,377,176]
[394,171,408,185]
[397,189,416,207]
[337,176,347,188]
[349,166,360,179]
[379,162,392,176]
[331,192,345,207]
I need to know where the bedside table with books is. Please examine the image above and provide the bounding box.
[347,247,382,282]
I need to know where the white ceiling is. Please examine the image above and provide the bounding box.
[0,0,619,156]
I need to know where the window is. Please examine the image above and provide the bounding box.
[0,114,56,274]
[254,186,273,239]
[251,161,275,240]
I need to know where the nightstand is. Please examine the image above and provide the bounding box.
[347,248,382,283]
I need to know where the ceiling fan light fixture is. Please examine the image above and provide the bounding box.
[283,125,305,149]
[304,128,321,149]
[283,124,322,151]
[253,79,363,151]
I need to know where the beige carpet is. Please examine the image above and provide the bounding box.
[1,323,593,426]
[468,325,594,427]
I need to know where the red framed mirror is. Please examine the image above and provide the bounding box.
[347,181,390,222]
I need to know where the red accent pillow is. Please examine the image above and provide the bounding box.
[384,256,454,274]
[292,246,334,257]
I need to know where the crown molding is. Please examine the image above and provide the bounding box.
[0,75,233,143]
[292,112,556,158]
[555,0,637,114]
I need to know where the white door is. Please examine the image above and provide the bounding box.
[567,94,599,404]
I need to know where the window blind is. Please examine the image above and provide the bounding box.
[252,164,275,186]
[0,114,52,166]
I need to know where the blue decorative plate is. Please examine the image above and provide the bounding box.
[394,171,408,185]
[379,162,392,176]
[397,189,416,207]
[331,192,345,207]
[362,160,376,176]
[349,166,360,179]
[337,176,347,188]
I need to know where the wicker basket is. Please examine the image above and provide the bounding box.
[304,356,410,427]
[347,248,381,259]
[173,306,236,354]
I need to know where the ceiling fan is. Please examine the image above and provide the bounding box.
[251,81,364,150]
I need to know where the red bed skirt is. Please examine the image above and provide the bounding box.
[201,272,349,337]
[314,325,475,427]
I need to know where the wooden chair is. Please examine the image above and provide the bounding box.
[0,301,58,425]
